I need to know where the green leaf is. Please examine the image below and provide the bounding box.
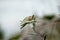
[32,22,35,32]
[21,22,30,29]
[32,15,35,20]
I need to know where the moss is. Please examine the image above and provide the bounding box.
[43,15,55,20]
[0,31,3,39]
[0,25,4,40]
[9,33,22,40]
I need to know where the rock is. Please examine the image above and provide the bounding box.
[19,16,60,40]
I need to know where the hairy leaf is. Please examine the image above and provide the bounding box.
[21,22,30,29]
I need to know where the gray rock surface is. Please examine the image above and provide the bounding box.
[19,18,60,40]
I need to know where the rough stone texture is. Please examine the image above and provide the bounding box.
[19,18,60,40]
[19,24,44,40]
